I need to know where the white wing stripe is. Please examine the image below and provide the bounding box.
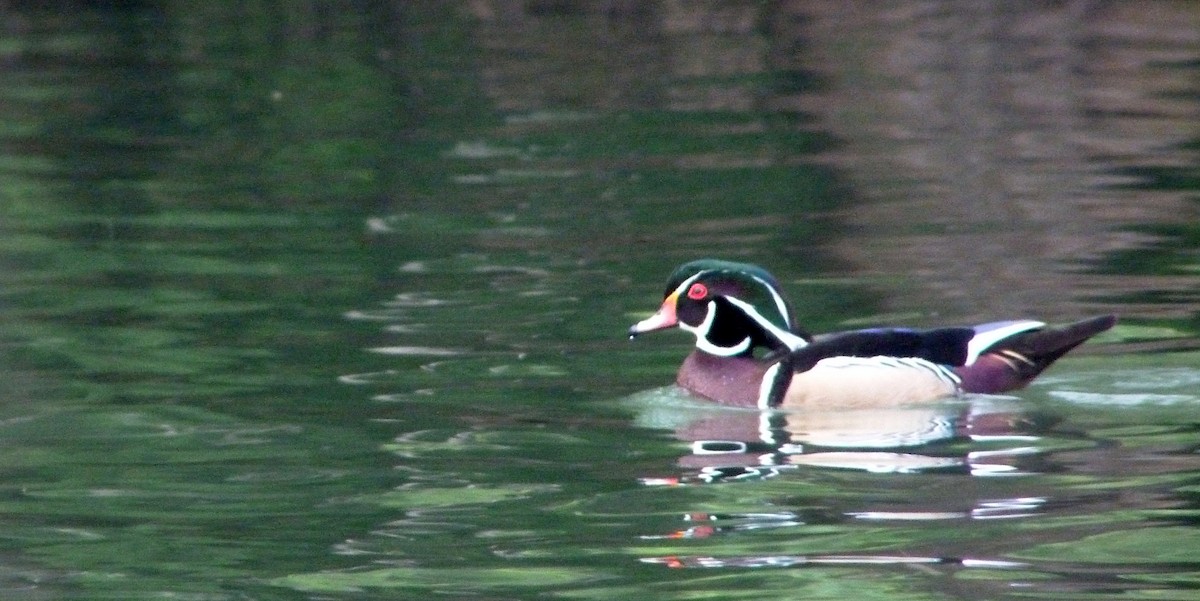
[966,321,1045,365]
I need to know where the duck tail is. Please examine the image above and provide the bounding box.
[956,315,1117,394]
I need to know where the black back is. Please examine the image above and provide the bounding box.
[771,327,975,373]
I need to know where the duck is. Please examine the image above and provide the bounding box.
[629,259,1117,409]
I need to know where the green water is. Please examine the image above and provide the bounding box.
[1,3,1199,600]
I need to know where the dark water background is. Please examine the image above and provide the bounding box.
[1,2,1198,599]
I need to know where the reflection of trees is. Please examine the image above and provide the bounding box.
[169,3,410,207]
[771,1,1200,321]
[0,2,470,404]
[469,0,1198,325]
[466,1,866,325]
[2,2,454,212]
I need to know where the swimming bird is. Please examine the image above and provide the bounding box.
[629,259,1116,408]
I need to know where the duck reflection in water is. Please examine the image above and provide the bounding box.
[630,390,1054,483]
[628,391,1067,568]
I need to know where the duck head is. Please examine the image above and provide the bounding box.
[629,259,811,357]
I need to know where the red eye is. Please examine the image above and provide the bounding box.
[686,283,708,300]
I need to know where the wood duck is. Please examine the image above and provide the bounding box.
[629,259,1117,409]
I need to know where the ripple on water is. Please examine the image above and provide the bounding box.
[1049,390,1196,405]
[1041,364,1200,406]
[367,346,463,357]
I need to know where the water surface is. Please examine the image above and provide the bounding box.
[0,3,1198,600]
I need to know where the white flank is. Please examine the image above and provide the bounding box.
[815,356,962,388]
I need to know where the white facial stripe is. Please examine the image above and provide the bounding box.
[669,271,705,299]
[749,275,792,329]
[723,296,808,350]
[679,300,751,356]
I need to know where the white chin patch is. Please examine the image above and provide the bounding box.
[696,335,751,357]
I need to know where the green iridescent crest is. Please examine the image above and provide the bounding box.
[665,259,794,333]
